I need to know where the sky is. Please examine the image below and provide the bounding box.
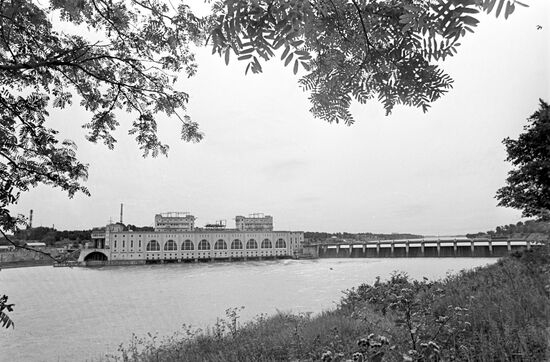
[11,2,550,235]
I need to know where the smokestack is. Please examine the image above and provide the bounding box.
[29,209,33,229]
[120,203,123,224]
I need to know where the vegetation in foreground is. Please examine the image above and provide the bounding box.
[105,245,550,361]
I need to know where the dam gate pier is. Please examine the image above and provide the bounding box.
[304,238,536,258]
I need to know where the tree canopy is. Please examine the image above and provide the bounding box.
[210,0,526,123]
[0,0,205,231]
[496,100,550,220]
[0,0,528,233]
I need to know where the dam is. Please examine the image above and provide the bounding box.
[304,237,536,258]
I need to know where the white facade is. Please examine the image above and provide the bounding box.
[102,230,303,261]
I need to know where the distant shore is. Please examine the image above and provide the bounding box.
[0,260,54,269]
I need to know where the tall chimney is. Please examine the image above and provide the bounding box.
[29,209,33,229]
[120,203,123,224]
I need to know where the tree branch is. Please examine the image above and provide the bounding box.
[0,229,60,262]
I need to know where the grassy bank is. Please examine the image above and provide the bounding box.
[105,246,550,361]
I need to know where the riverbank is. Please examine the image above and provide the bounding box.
[0,259,54,269]
[104,245,550,361]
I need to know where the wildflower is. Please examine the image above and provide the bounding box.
[357,338,369,348]
[352,352,364,361]
[321,351,333,362]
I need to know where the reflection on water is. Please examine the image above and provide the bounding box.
[0,258,494,361]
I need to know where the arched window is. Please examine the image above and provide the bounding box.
[182,240,194,250]
[146,240,160,251]
[246,239,258,249]
[214,239,227,249]
[164,240,177,251]
[198,239,211,250]
[231,239,243,249]
[276,238,286,248]
[261,239,272,248]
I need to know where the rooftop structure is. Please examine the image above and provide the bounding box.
[154,212,195,232]
[204,220,227,230]
[235,213,273,231]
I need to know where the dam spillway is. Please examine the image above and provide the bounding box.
[305,238,536,258]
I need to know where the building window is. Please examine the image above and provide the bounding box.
[198,240,210,250]
[276,239,286,248]
[146,240,160,251]
[246,239,258,249]
[131,240,133,248]
[231,239,243,249]
[164,240,177,251]
[114,240,117,248]
[261,239,272,248]
[214,239,227,249]
[182,240,194,250]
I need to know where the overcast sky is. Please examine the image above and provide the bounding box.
[11,2,549,235]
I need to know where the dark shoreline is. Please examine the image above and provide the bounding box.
[0,260,54,269]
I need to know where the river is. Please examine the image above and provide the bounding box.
[0,258,495,361]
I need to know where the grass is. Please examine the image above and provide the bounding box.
[104,244,550,361]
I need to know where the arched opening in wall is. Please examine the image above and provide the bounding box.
[164,240,177,251]
[198,239,211,250]
[84,251,108,261]
[261,239,272,248]
[146,240,161,251]
[276,239,286,248]
[182,240,194,250]
[214,239,227,249]
[231,239,243,249]
[246,239,258,249]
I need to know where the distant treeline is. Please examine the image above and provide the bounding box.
[304,231,423,243]
[12,227,90,245]
[6,224,155,246]
[125,224,155,232]
[466,220,550,239]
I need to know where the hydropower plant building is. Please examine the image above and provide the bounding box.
[79,212,304,265]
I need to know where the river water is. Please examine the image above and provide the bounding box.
[0,258,494,361]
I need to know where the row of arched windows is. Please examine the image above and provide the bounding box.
[145,238,287,251]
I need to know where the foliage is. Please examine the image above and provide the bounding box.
[341,244,550,361]
[0,294,15,329]
[105,244,549,361]
[0,0,205,232]
[0,0,530,235]
[466,219,550,239]
[125,225,155,232]
[304,231,423,244]
[496,100,550,220]
[210,0,527,124]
